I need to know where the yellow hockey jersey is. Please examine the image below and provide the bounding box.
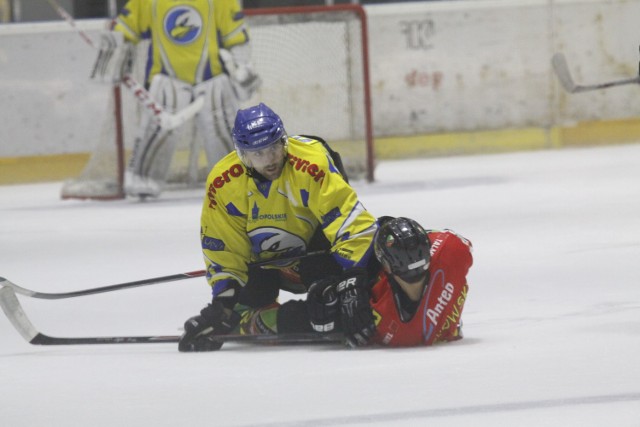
[200,136,378,296]
[114,0,249,85]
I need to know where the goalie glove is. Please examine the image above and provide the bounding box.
[220,44,262,101]
[336,269,376,348]
[90,30,135,84]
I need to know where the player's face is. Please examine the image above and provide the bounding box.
[245,141,286,180]
[393,274,427,302]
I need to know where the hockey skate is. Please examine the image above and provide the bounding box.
[124,171,161,198]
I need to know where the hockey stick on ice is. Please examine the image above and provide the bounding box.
[551,52,640,93]
[44,0,203,130]
[0,250,328,300]
[0,287,342,347]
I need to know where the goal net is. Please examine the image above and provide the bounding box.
[61,4,374,200]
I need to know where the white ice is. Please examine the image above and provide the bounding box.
[1,144,639,426]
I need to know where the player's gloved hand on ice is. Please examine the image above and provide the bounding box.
[336,268,376,348]
[307,277,339,333]
[178,300,240,352]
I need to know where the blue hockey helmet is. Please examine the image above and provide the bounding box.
[232,103,287,152]
[374,217,431,283]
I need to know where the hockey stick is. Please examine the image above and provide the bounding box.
[0,250,328,300]
[44,0,203,130]
[119,76,204,130]
[551,52,640,93]
[0,287,343,347]
[0,272,205,300]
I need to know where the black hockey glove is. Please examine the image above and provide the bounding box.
[307,277,339,333]
[336,269,376,348]
[178,300,241,352]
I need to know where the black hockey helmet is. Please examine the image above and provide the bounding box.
[374,217,431,283]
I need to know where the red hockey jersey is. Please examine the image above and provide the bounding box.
[369,230,473,347]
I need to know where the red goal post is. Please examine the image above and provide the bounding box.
[60,4,374,200]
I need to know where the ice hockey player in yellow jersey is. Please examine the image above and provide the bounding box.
[179,103,379,351]
[113,0,252,87]
[92,0,261,198]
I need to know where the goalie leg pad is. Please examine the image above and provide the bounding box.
[194,75,237,167]
[127,74,193,189]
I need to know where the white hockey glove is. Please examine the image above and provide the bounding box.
[220,44,262,101]
[90,30,135,84]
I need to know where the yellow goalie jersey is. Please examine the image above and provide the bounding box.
[114,0,249,85]
[200,136,378,295]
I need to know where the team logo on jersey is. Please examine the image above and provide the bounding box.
[163,6,203,44]
[250,202,287,222]
[248,227,306,264]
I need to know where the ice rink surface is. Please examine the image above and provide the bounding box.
[1,144,639,426]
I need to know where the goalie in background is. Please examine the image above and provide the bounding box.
[92,0,261,198]
[179,103,379,352]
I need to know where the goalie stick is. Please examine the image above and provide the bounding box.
[44,0,203,131]
[0,250,328,300]
[0,287,343,347]
[551,52,640,93]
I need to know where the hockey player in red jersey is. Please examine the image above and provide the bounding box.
[367,216,472,346]
[227,216,472,348]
